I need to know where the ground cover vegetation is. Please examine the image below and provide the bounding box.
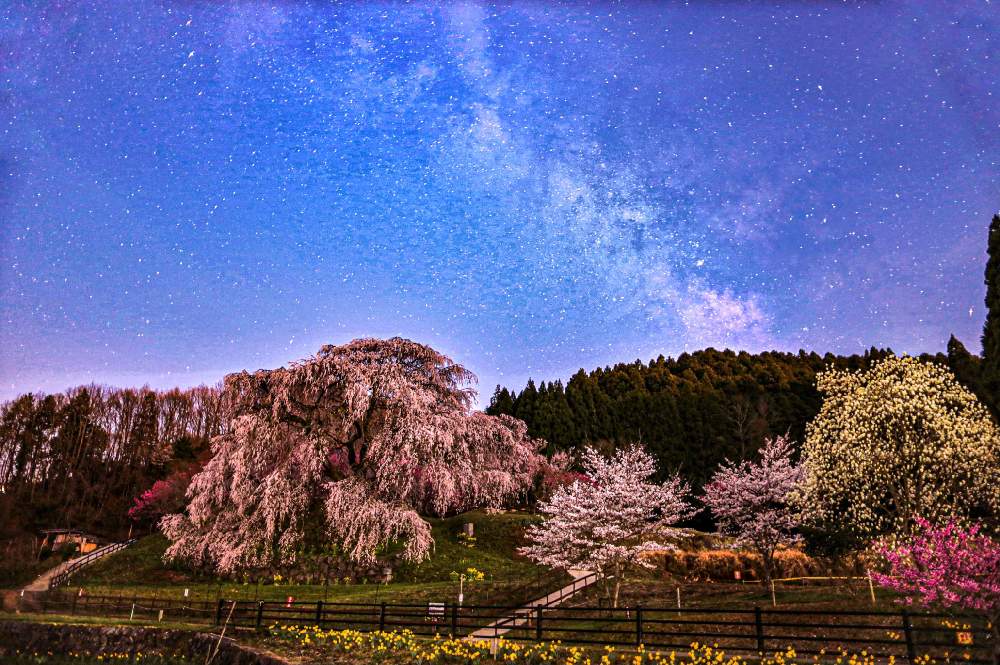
[260,625,953,665]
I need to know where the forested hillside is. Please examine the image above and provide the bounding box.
[0,344,982,549]
[486,347,952,489]
[0,385,224,544]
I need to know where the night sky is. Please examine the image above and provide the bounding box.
[2,2,998,403]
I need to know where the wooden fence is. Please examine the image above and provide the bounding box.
[21,591,995,664]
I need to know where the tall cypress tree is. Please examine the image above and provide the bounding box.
[947,335,982,395]
[981,214,1000,407]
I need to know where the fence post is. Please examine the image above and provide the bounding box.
[901,609,917,664]
[754,605,765,654]
[379,602,387,632]
[635,606,644,646]
[451,603,458,637]
[315,600,323,625]
[215,598,225,626]
[255,601,264,630]
[535,605,543,641]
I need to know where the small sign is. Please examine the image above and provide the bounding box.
[458,593,464,605]
[734,571,742,580]
[183,588,189,598]
[957,631,974,646]
[286,596,294,607]
[428,602,445,619]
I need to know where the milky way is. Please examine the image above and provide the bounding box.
[1,2,998,402]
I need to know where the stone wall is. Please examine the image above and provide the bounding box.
[0,621,287,665]
[213,552,400,586]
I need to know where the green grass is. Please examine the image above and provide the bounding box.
[65,511,565,608]
[395,511,545,583]
[0,611,209,632]
[566,575,901,612]
[0,560,57,590]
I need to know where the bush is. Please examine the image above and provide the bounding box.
[57,543,79,561]
[644,547,855,581]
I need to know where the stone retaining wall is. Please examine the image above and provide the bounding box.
[0,620,287,664]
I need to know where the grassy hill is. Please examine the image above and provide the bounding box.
[65,510,566,607]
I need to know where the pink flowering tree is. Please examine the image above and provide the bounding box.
[534,450,587,501]
[702,435,804,585]
[128,467,196,524]
[873,518,1000,662]
[161,338,543,574]
[520,445,694,607]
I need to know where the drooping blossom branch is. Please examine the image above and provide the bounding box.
[161,338,543,574]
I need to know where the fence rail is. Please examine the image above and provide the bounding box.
[18,591,995,664]
[47,539,137,590]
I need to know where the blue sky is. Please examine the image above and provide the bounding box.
[1,1,998,403]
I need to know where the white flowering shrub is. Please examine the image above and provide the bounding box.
[795,355,1000,543]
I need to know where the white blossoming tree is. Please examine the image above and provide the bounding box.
[519,445,694,607]
[161,338,543,574]
[795,355,1000,545]
[702,435,803,584]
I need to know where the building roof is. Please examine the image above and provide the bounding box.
[39,528,102,537]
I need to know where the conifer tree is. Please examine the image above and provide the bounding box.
[948,335,984,403]
[487,385,515,416]
[982,214,1000,408]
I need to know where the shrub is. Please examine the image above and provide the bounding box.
[644,547,843,581]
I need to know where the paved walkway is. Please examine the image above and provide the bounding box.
[468,569,598,642]
[22,559,76,592]
[22,541,134,592]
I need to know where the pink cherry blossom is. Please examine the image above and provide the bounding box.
[161,337,543,573]
[873,518,1000,663]
[702,435,803,584]
[520,444,694,607]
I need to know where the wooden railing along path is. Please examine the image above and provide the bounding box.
[46,539,137,590]
[21,590,995,664]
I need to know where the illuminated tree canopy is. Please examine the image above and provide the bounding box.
[162,337,542,574]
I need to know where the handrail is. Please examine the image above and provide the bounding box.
[542,572,599,608]
[490,571,600,632]
[48,538,137,589]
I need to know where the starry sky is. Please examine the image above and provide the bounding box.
[1,2,998,404]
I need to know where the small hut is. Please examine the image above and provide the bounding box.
[38,529,104,557]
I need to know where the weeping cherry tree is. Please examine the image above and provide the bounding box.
[161,337,543,574]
